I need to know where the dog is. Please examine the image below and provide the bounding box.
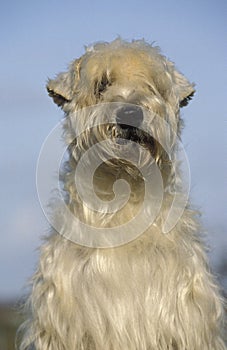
[18,39,226,349]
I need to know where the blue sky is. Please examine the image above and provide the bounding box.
[0,0,226,298]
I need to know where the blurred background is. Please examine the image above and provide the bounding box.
[0,0,226,348]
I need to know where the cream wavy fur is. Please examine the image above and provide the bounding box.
[18,39,226,349]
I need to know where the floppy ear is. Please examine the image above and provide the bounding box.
[47,58,82,107]
[46,71,73,107]
[174,69,195,107]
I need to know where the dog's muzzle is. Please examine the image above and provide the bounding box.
[114,105,155,152]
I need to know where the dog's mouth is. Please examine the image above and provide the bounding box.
[115,125,155,151]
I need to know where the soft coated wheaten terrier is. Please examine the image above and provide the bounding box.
[18,39,226,349]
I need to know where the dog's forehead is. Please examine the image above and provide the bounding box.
[82,48,155,79]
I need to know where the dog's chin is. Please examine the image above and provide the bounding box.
[106,126,157,178]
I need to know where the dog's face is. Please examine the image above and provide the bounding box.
[47,39,194,171]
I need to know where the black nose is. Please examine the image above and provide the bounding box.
[116,105,143,129]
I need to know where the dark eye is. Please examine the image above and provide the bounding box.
[95,74,110,96]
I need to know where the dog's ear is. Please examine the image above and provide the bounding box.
[174,69,195,107]
[47,58,82,108]
[166,61,195,107]
[46,72,73,107]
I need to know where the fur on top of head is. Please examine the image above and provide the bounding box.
[46,38,195,111]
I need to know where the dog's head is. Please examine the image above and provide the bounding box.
[47,39,195,172]
[45,39,195,237]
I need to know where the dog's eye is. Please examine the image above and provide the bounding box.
[95,75,110,96]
